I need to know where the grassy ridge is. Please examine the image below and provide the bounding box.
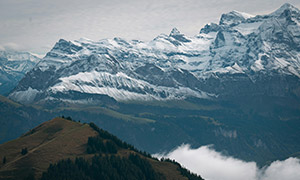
[0,117,203,180]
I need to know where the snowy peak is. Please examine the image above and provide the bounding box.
[8,3,300,103]
[0,50,41,70]
[257,4,300,51]
[219,10,254,25]
[169,28,181,36]
[37,39,85,72]
[0,50,40,63]
[168,27,191,43]
[51,39,83,55]
[270,3,300,17]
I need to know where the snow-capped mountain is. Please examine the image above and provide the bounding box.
[9,3,300,104]
[0,51,40,95]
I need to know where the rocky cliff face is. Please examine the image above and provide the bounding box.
[9,3,300,104]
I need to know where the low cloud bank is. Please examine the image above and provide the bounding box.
[154,144,300,180]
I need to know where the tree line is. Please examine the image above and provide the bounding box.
[41,154,165,180]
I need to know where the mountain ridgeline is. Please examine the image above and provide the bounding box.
[0,117,203,180]
[9,3,300,104]
[0,3,300,168]
[0,51,40,95]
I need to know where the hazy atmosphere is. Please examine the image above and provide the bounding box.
[1,1,300,179]
[0,0,299,55]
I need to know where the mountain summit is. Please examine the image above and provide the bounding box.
[270,3,300,16]
[9,3,300,104]
[169,27,181,36]
[219,10,254,25]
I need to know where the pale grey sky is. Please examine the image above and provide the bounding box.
[0,0,299,55]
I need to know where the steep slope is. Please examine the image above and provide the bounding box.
[0,50,40,95]
[9,3,300,104]
[0,95,54,144]
[0,117,203,180]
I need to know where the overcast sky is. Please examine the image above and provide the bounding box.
[0,0,299,55]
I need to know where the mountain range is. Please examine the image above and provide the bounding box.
[1,3,300,168]
[8,3,300,104]
[0,50,40,95]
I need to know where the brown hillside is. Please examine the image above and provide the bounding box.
[0,118,97,179]
[0,117,197,180]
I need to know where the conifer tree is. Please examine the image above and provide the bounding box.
[2,156,6,164]
[21,147,28,155]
